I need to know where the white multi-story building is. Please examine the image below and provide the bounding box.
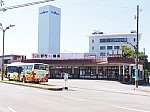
[89,31,141,58]
[38,5,61,54]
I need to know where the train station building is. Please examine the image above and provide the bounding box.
[0,5,147,84]
[15,54,144,84]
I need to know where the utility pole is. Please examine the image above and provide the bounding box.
[135,5,139,88]
[143,48,145,83]
[1,29,5,80]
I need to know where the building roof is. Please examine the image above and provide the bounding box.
[0,54,23,58]
[14,57,143,66]
[88,33,141,38]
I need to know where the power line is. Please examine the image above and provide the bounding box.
[0,0,4,7]
[0,0,54,12]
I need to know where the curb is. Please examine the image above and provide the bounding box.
[0,81,63,91]
[132,87,150,93]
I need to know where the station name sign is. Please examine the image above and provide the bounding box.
[32,53,96,60]
[40,10,48,15]
[51,11,60,15]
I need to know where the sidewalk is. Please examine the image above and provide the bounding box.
[0,77,64,91]
[47,79,150,96]
[134,84,150,92]
[1,77,150,94]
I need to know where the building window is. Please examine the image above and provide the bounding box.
[100,52,106,56]
[107,46,113,50]
[57,54,60,58]
[100,46,105,50]
[114,46,120,49]
[107,52,109,56]
[107,53,112,56]
[134,38,136,42]
[100,38,127,43]
[53,54,56,58]
[100,39,106,43]
[92,46,94,50]
[92,39,94,43]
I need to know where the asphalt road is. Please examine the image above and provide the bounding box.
[0,79,150,112]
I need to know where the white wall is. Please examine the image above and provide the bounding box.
[38,5,61,54]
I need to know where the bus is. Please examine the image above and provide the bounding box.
[6,62,49,83]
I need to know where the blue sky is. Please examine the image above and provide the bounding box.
[0,0,150,60]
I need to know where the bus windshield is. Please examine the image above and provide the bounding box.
[34,64,49,70]
[7,66,18,73]
[34,64,44,70]
[43,64,49,71]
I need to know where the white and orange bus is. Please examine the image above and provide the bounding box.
[6,62,49,83]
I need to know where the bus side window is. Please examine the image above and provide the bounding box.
[46,67,48,71]
[40,66,44,70]
[22,65,26,73]
[34,65,38,69]
[27,65,33,71]
[18,67,22,74]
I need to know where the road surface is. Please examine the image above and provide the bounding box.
[0,79,150,112]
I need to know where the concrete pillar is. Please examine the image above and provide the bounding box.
[142,70,144,80]
[96,66,98,74]
[119,65,121,76]
[96,66,98,79]
[71,67,74,78]
[72,67,74,74]
[119,65,121,81]
[129,65,132,83]
[103,67,105,79]
[123,64,125,82]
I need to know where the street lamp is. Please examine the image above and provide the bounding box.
[0,23,15,80]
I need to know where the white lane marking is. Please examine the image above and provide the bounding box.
[64,96,86,101]
[36,91,53,95]
[93,86,116,91]
[112,105,150,112]
[8,107,17,112]
[36,91,86,102]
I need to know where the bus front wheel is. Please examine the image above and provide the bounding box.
[23,76,26,83]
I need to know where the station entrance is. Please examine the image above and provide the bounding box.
[49,64,144,84]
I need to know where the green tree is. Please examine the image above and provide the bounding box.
[121,46,148,61]
[139,52,150,75]
[121,46,150,75]
[121,46,136,58]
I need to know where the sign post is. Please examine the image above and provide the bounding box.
[64,72,68,89]
[135,68,138,88]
